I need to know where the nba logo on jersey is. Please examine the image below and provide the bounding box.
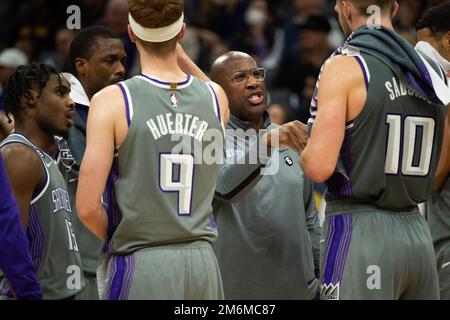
[170,93,178,108]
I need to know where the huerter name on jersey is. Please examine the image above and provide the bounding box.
[146,112,209,142]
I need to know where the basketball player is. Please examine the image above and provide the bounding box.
[0,63,84,299]
[77,0,229,299]
[0,154,42,299]
[57,25,127,300]
[301,0,450,299]
[416,2,450,300]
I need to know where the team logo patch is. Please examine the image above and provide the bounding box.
[54,136,76,172]
[284,156,293,166]
[320,282,340,300]
[170,93,179,108]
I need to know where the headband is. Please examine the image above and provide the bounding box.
[128,12,184,43]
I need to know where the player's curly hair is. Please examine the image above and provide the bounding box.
[3,63,61,123]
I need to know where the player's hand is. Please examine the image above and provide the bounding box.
[262,120,308,153]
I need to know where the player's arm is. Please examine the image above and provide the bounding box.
[301,56,357,183]
[77,86,118,241]
[0,145,44,299]
[1,144,44,227]
[435,117,450,191]
[176,43,210,82]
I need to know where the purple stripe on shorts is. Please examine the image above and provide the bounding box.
[117,83,131,127]
[105,255,117,299]
[120,254,135,300]
[323,214,353,286]
[107,255,126,300]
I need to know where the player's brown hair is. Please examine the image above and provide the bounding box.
[128,0,184,55]
[339,0,395,16]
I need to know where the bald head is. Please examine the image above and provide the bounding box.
[209,51,267,123]
[210,51,254,85]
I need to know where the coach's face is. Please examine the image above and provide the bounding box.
[220,56,267,122]
[79,37,126,98]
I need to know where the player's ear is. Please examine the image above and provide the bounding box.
[176,23,187,41]
[391,1,399,19]
[74,57,87,77]
[342,1,352,22]
[128,25,137,43]
[23,89,38,108]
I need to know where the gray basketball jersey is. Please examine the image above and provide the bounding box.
[109,74,223,254]
[325,53,447,209]
[0,133,84,299]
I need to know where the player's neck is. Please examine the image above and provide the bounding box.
[14,122,56,155]
[353,16,394,33]
[139,51,186,82]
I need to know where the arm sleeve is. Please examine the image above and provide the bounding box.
[0,155,42,299]
[215,135,273,203]
[303,175,321,278]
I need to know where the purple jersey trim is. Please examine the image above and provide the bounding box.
[354,55,369,90]
[207,83,222,124]
[104,157,122,242]
[117,83,131,127]
[140,73,191,87]
[27,205,44,274]
[326,127,354,201]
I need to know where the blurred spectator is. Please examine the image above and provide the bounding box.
[192,0,244,42]
[0,48,28,141]
[102,0,137,77]
[273,15,333,123]
[268,103,289,125]
[283,0,343,57]
[231,0,285,71]
[395,0,427,44]
[180,26,229,74]
[80,0,108,28]
[54,28,75,72]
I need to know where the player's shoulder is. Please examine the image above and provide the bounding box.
[324,54,362,74]
[1,142,44,180]
[321,54,365,86]
[90,84,125,114]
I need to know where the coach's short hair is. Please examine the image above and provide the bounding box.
[416,2,450,39]
[69,25,120,75]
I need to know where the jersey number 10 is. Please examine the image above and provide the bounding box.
[159,154,195,216]
[385,115,435,176]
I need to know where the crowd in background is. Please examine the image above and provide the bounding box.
[0,0,448,125]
